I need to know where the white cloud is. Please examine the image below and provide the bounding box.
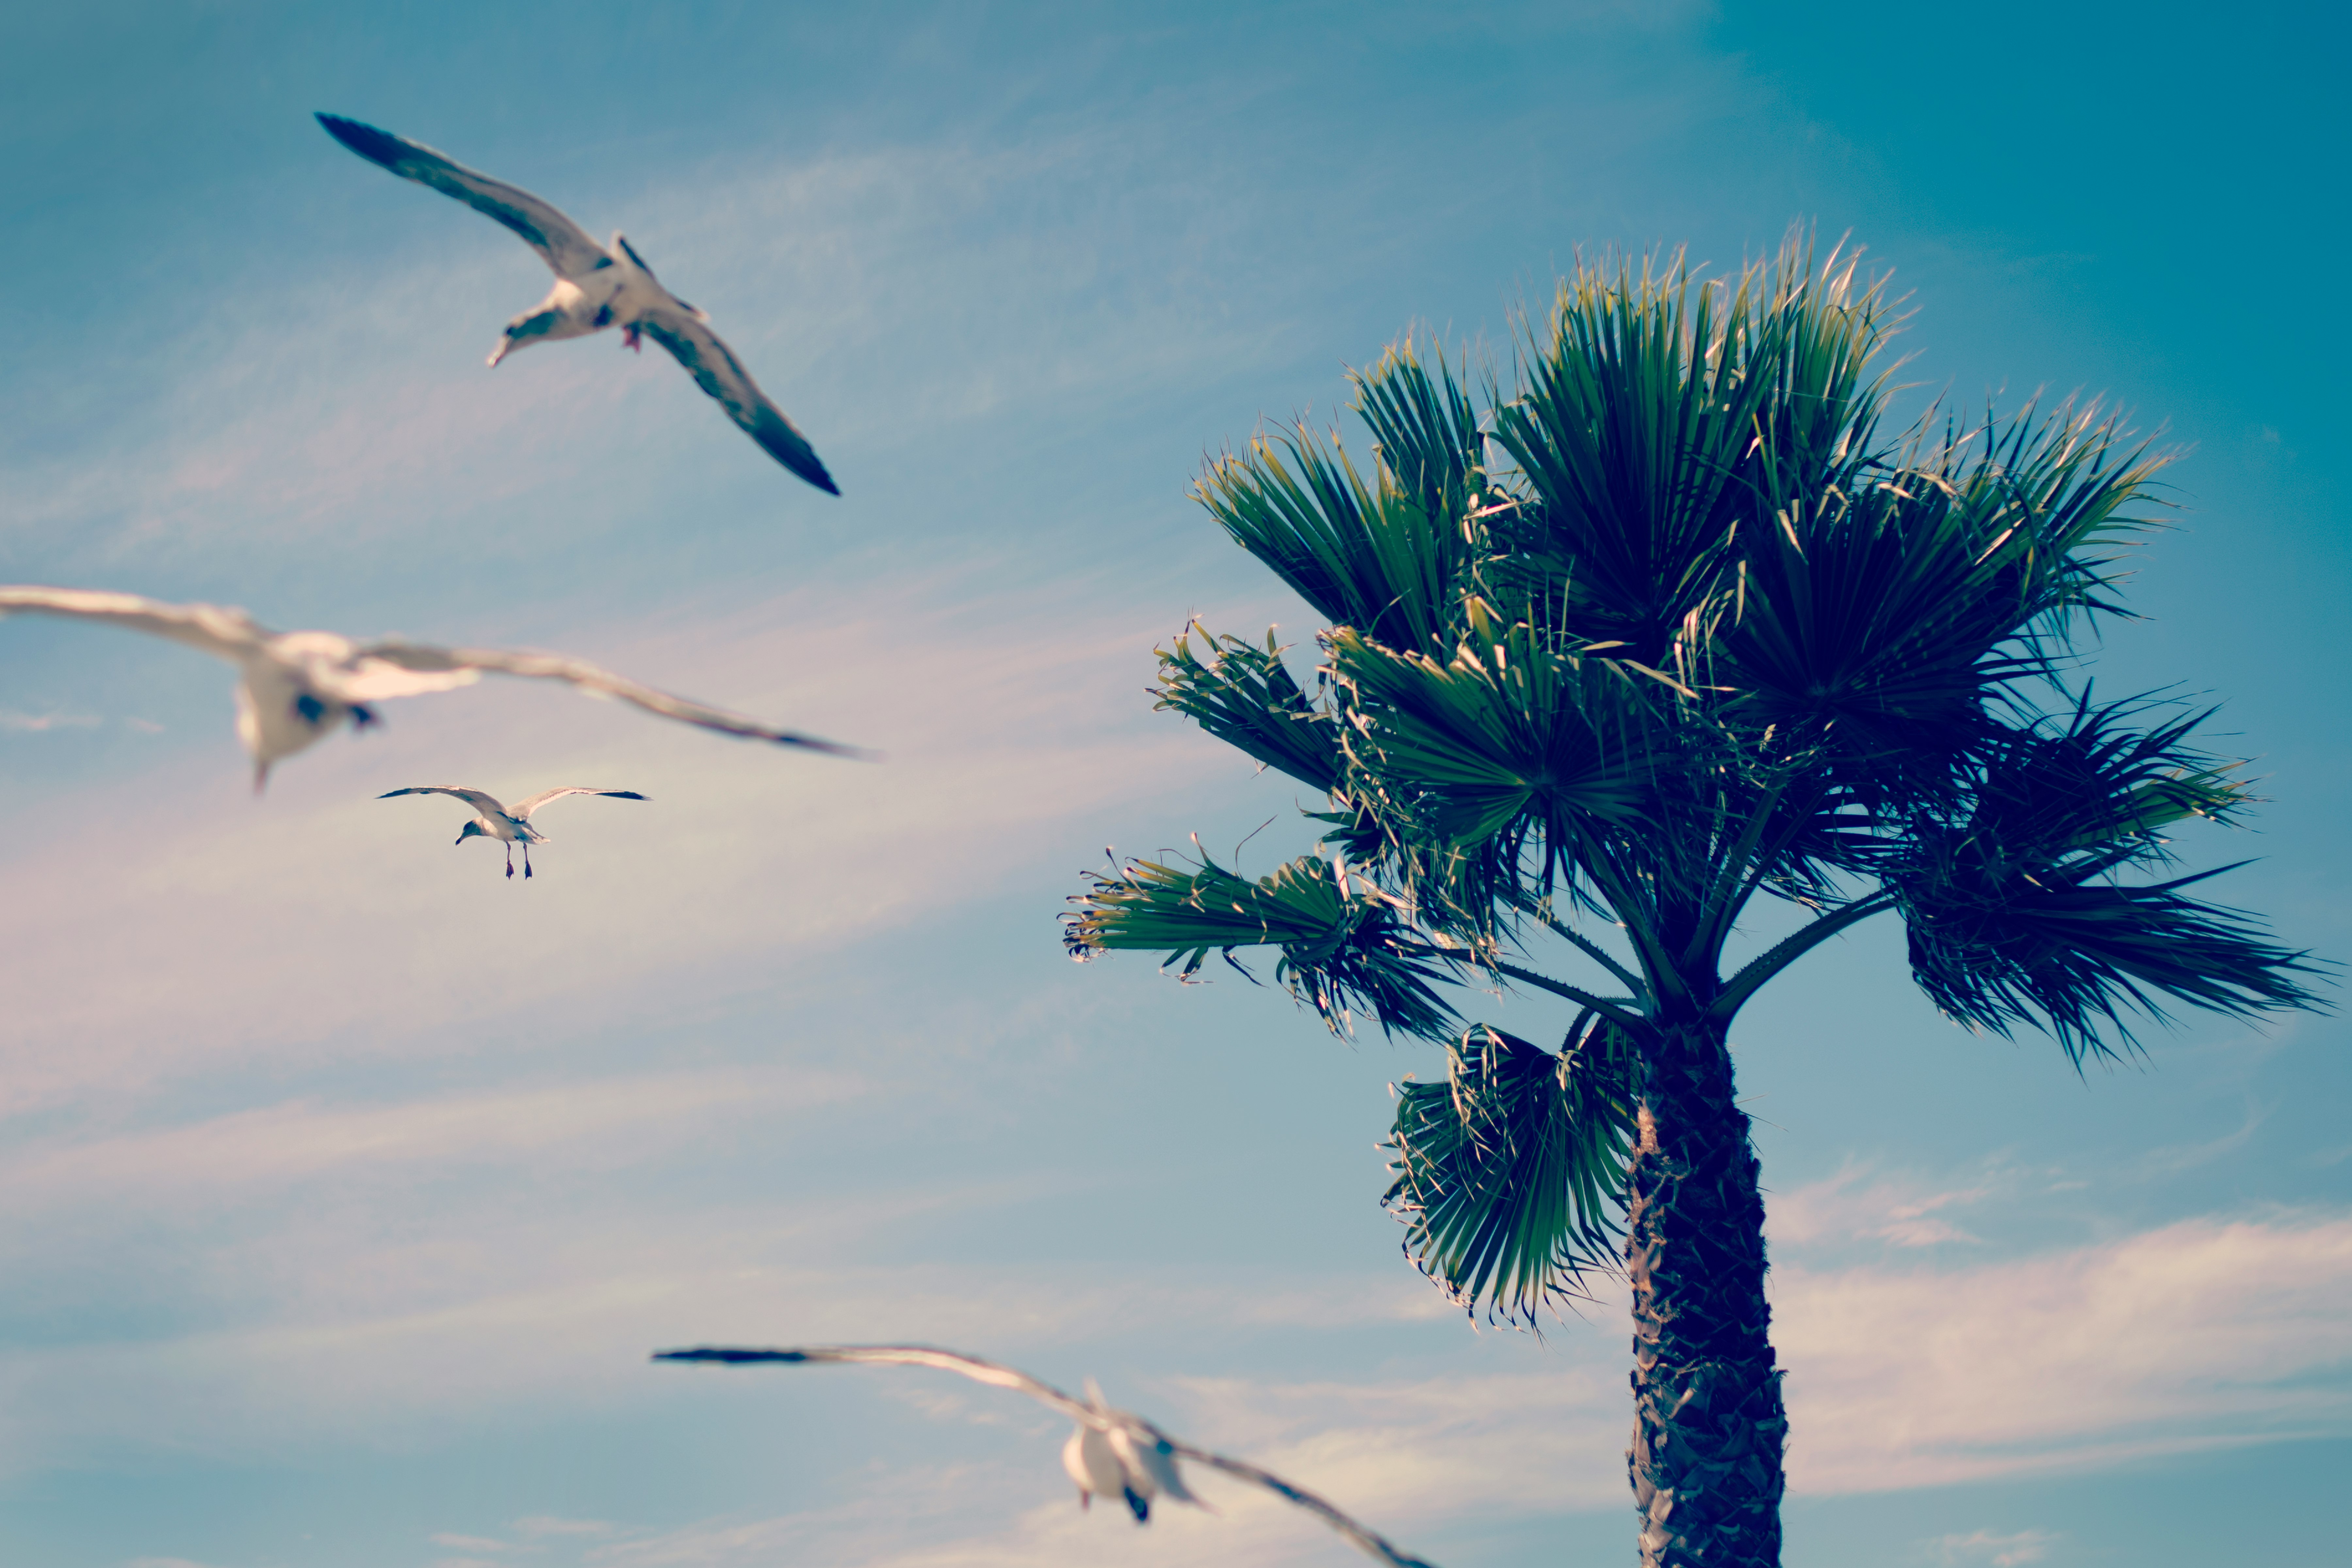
[1776,1210,2352,1493]
[0,708,102,731]
[519,1516,617,1538]
[1924,1528,2061,1566]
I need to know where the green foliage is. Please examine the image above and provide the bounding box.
[1383,1019,1637,1325]
[1080,232,2323,1318]
[1890,700,2320,1061]
[1153,625,1343,793]
[1065,850,1460,1040]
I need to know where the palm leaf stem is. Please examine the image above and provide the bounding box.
[1509,891,1650,999]
[1705,892,1898,1024]
[1488,958,1651,1032]
[1680,778,1793,972]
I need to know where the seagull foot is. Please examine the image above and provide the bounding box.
[623,324,644,352]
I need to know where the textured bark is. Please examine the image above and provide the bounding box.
[1625,1021,1785,1566]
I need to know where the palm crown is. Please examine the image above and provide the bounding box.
[1064,240,2320,1326]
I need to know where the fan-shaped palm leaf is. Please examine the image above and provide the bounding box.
[1382,1019,1636,1324]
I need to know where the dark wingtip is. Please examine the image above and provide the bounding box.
[652,1347,810,1364]
[315,112,408,171]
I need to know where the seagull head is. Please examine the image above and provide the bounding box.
[457,820,487,848]
[490,291,587,367]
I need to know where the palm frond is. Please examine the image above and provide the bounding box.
[1382,1019,1636,1324]
[1332,615,1655,849]
[1154,624,1343,792]
[1064,851,1460,1039]
[1194,425,1473,657]
[1350,334,1488,524]
[1487,237,1889,667]
[1890,701,2324,1061]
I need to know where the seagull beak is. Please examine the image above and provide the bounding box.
[487,337,511,368]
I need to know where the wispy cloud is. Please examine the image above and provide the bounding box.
[1776,1210,2352,1492]
[0,708,102,731]
[1922,1528,2061,1566]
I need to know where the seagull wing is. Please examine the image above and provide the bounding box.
[655,1346,1099,1424]
[377,785,509,817]
[510,787,649,819]
[636,310,839,495]
[355,641,867,757]
[0,586,265,664]
[316,113,609,280]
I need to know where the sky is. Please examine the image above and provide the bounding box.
[1,4,2347,1567]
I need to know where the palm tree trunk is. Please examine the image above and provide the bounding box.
[1625,1019,1785,1566]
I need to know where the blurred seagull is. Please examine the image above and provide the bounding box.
[0,587,863,791]
[314,112,840,495]
[653,1344,1438,1568]
[1062,1394,1143,1520]
[379,785,647,880]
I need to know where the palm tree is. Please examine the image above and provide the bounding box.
[1062,239,2321,1568]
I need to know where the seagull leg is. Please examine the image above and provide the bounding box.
[623,324,644,353]
[505,845,515,879]
[524,845,533,879]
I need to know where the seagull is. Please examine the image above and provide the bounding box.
[379,786,647,879]
[0,587,863,791]
[653,1344,1439,1568]
[315,112,840,495]
[1062,1395,1144,1520]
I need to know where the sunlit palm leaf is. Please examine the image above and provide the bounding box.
[1488,243,1886,667]
[1065,852,1459,1039]
[1350,335,1488,523]
[1195,426,1473,657]
[1332,616,1654,849]
[1154,624,1344,792]
[1382,1019,1636,1324]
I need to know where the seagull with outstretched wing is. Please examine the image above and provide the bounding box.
[379,785,646,879]
[0,586,864,790]
[653,1343,1439,1568]
[315,112,839,495]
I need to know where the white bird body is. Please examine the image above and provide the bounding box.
[1061,1420,1138,1519]
[0,585,860,789]
[316,113,840,495]
[379,785,647,879]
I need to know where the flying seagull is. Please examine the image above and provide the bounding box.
[315,112,840,495]
[379,786,647,879]
[653,1344,1439,1568]
[0,587,863,790]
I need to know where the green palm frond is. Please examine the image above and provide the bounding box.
[1064,851,1461,1039]
[1382,1018,1636,1324]
[1332,614,1655,849]
[1350,334,1488,523]
[1194,425,1475,658]
[1487,240,1888,667]
[1154,624,1344,792]
[1891,701,2324,1060]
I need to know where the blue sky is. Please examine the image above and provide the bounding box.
[2,4,2346,1567]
